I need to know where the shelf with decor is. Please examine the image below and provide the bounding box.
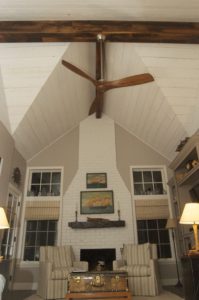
[169,131,199,255]
[170,135,199,187]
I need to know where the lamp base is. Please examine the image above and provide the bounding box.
[188,249,199,256]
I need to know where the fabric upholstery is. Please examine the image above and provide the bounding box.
[113,243,161,296]
[37,245,88,300]
[0,274,5,300]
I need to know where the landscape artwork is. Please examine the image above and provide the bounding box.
[80,190,114,214]
[86,173,107,188]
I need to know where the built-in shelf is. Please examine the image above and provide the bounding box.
[68,220,125,229]
[177,164,199,186]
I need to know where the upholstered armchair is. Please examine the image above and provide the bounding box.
[113,243,161,296]
[37,245,88,299]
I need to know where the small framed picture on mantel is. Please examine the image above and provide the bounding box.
[86,173,107,189]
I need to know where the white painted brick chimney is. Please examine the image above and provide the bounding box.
[62,114,136,259]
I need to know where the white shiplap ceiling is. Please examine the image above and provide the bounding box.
[0,0,199,161]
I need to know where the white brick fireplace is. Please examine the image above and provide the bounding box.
[62,114,136,260]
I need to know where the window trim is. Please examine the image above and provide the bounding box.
[130,165,168,200]
[137,219,172,259]
[25,166,64,200]
[23,219,58,262]
[129,165,175,261]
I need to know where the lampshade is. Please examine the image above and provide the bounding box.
[179,203,199,224]
[0,207,9,229]
[166,218,177,229]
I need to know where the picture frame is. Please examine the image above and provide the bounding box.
[86,173,107,189]
[80,190,114,214]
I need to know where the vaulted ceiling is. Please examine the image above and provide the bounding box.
[1,1,199,161]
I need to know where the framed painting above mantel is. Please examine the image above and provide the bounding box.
[80,190,114,214]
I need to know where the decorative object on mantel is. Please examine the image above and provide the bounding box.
[117,201,121,220]
[68,220,125,229]
[12,167,21,186]
[176,137,189,152]
[86,173,107,189]
[0,157,3,175]
[75,202,78,222]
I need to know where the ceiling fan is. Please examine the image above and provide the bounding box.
[62,34,154,118]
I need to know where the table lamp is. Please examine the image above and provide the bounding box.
[0,207,9,261]
[179,203,199,252]
[166,218,182,287]
[0,208,9,229]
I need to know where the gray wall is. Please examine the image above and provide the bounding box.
[28,127,79,193]
[115,124,171,191]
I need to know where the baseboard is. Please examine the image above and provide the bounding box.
[12,282,37,290]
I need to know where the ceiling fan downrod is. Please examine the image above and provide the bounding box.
[97,34,106,82]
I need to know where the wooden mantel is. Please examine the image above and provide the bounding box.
[68,220,125,229]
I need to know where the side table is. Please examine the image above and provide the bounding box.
[181,255,199,300]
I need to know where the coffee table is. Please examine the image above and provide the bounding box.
[65,271,132,300]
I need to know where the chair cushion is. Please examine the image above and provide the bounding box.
[117,265,151,277]
[123,243,151,265]
[51,267,70,279]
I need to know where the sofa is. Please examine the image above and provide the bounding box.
[37,245,88,299]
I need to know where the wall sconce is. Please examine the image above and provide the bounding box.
[0,207,9,229]
[166,218,182,287]
[180,203,199,253]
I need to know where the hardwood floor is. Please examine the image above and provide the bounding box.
[2,289,35,300]
[2,288,184,300]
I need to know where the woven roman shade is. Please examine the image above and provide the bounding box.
[135,198,169,220]
[25,200,60,220]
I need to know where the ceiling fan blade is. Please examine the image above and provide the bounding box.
[99,73,154,91]
[89,97,97,115]
[62,60,97,86]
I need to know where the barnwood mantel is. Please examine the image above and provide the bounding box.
[68,220,125,229]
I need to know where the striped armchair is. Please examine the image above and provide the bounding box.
[37,245,88,299]
[113,243,161,296]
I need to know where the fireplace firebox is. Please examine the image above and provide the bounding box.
[80,248,116,271]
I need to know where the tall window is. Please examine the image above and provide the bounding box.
[27,170,61,197]
[137,219,171,258]
[24,220,57,261]
[1,191,20,259]
[132,169,167,196]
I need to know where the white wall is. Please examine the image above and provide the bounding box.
[62,115,136,259]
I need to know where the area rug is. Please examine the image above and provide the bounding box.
[24,290,184,300]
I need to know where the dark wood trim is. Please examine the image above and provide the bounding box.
[68,220,125,229]
[1,21,199,43]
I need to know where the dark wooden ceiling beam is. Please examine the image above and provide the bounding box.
[0,20,199,43]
